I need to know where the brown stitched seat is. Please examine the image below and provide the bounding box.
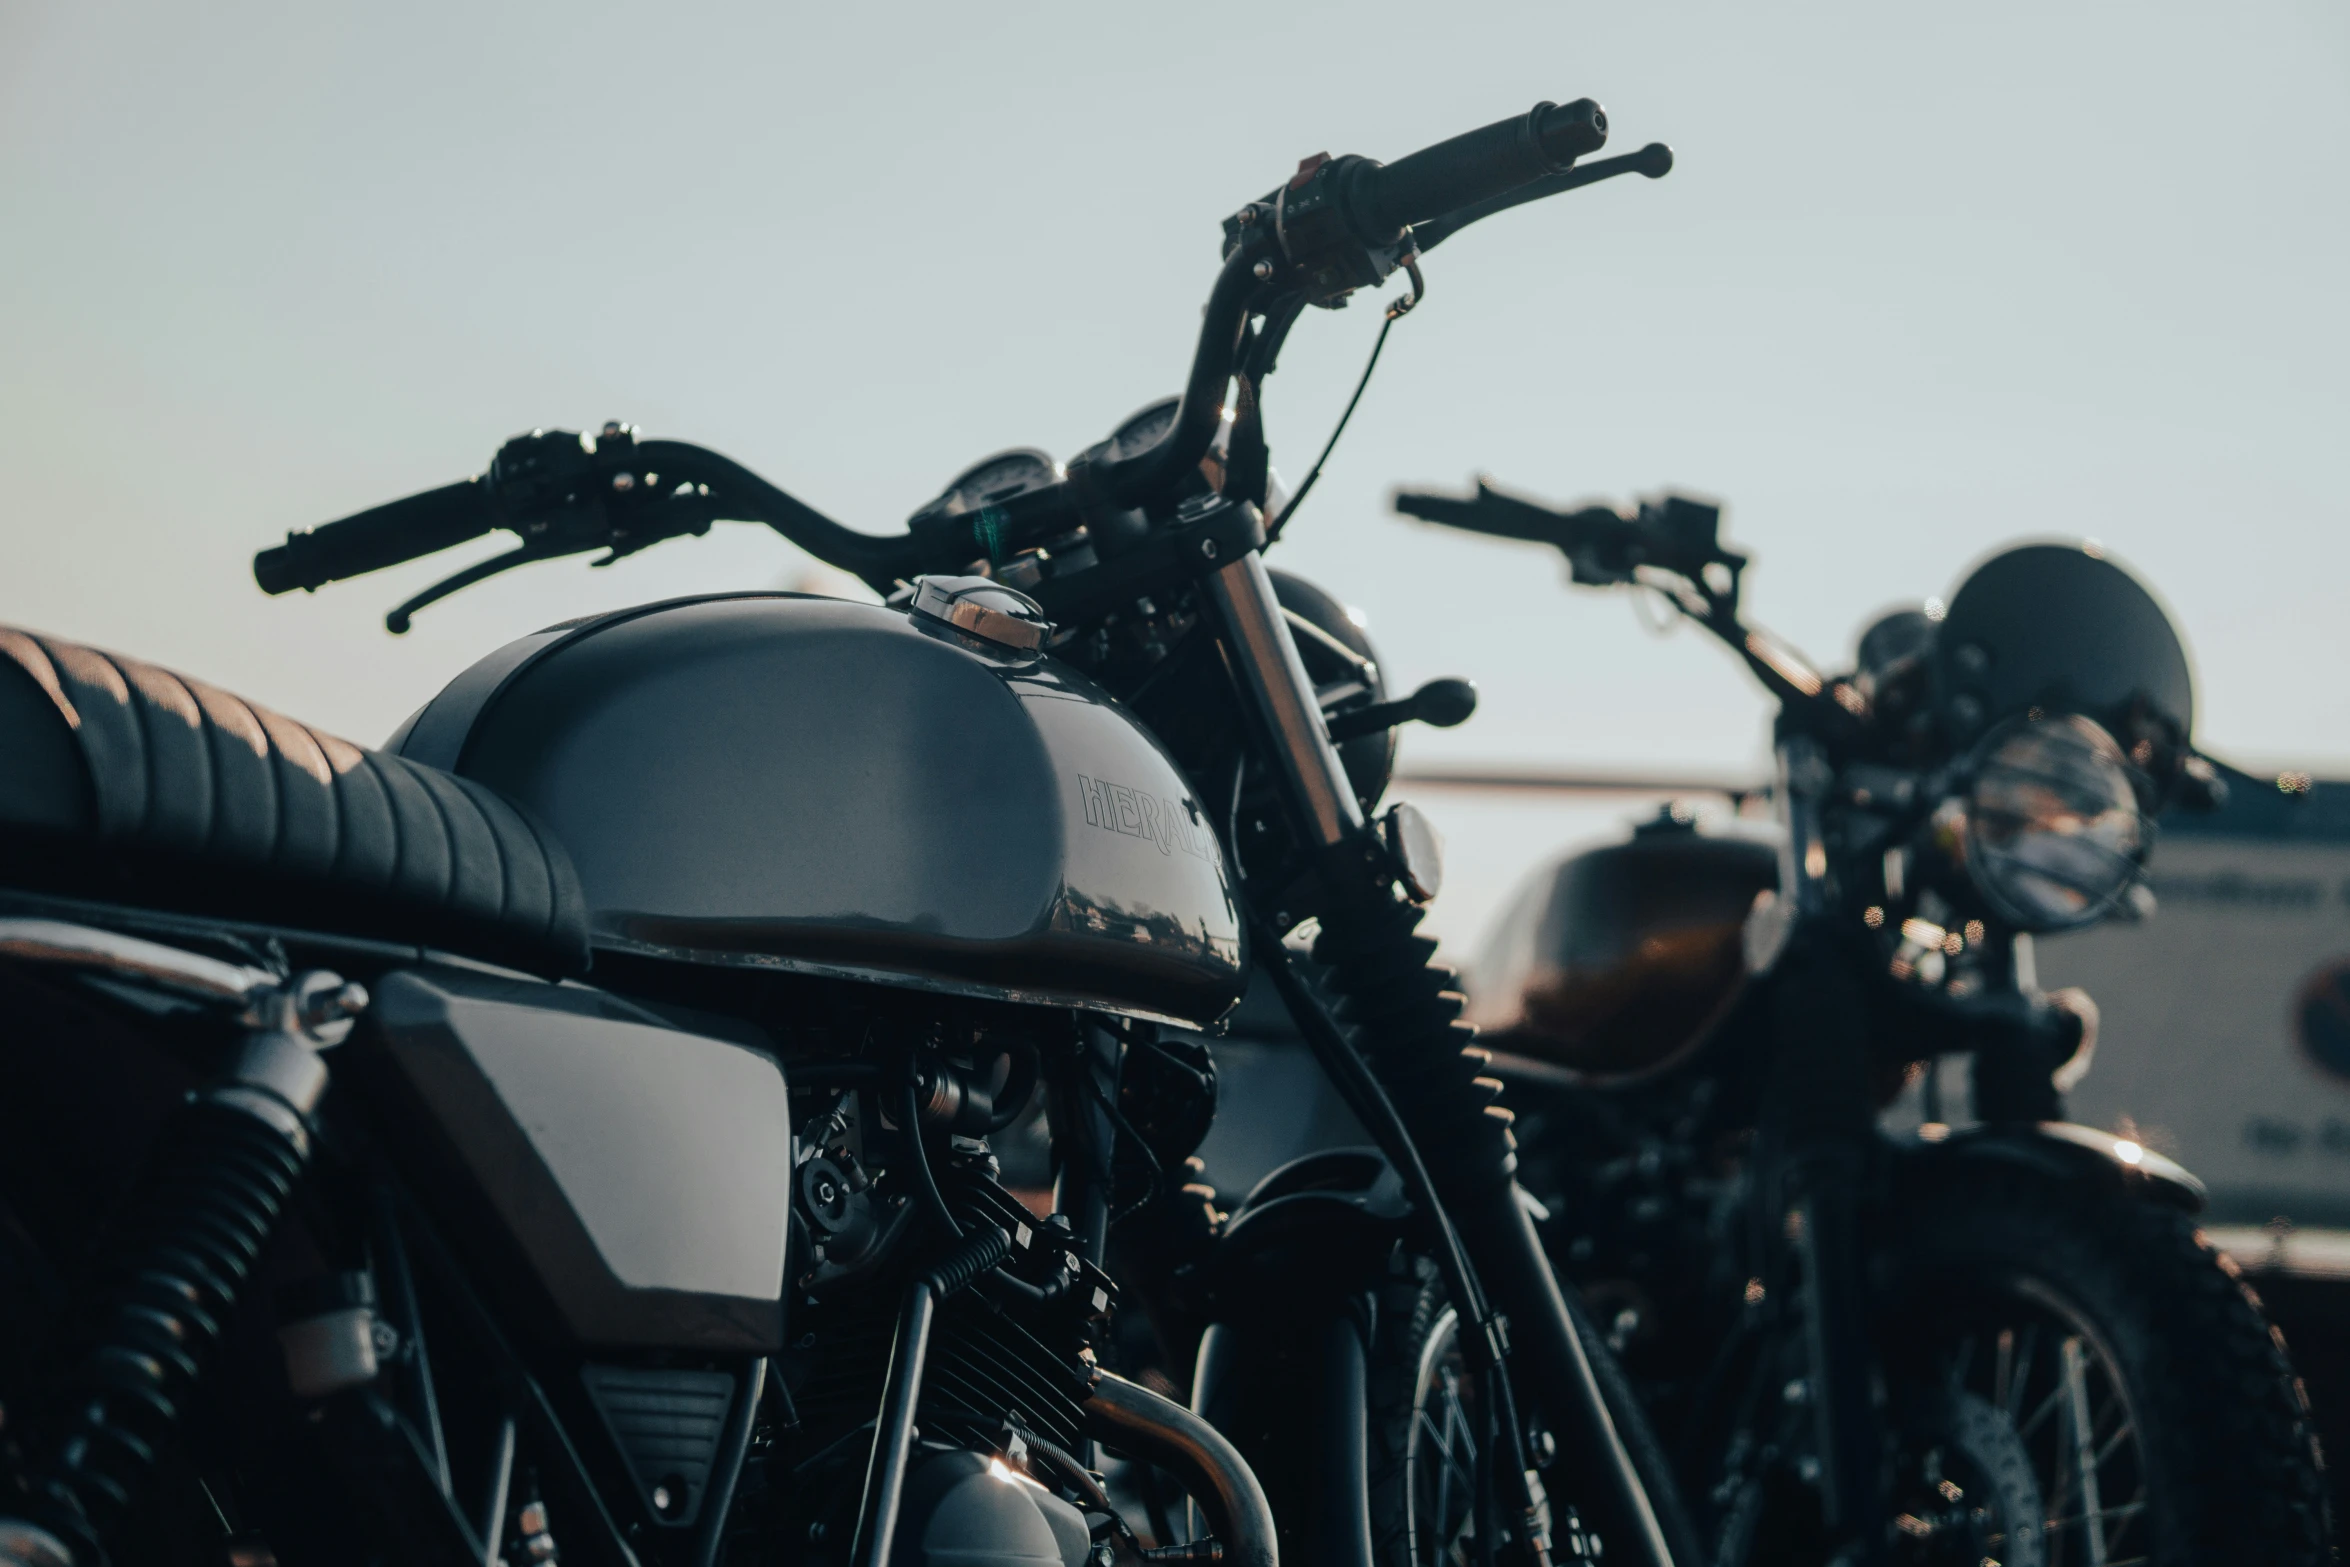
[0,625,587,976]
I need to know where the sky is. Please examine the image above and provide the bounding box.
[4,0,2346,947]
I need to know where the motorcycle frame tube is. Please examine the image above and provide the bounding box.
[691,1359,765,1567]
[852,1279,937,1567]
[1202,553,1364,851]
[1086,1372,1279,1567]
[1051,1022,1122,1266]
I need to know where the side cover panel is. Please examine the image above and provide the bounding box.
[362,968,791,1350]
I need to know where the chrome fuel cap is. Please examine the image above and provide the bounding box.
[909,575,1052,654]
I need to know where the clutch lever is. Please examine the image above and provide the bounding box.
[385,546,543,634]
[382,475,719,634]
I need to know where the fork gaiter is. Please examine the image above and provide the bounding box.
[1309,884,1689,1567]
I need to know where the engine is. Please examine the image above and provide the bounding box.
[709,989,1164,1567]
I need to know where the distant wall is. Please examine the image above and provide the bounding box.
[2041,765,2350,1225]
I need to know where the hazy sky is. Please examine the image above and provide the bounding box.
[5,0,2346,811]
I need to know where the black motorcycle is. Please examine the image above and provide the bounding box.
[0,100,1692,1567]
[1393,482,2334,1566]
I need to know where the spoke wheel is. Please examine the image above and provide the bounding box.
[1874,1166,2332,1567]
[1893,1276,2148,1566]
[1401,1307,1484,1567]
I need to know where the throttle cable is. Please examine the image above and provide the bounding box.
[1265,260,1424,544]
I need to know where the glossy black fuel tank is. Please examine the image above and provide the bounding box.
[1468,811,1780,1086]
[394,594,1244,1026]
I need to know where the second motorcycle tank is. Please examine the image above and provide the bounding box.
[1467,808,1779,1085]
[392,593,1245,1027]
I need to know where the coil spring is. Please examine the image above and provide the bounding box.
[1309,891,1516,1199]
[23,1094,308,1558]
[923,1226,1012,1298]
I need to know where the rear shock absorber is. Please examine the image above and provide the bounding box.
[0,965,361,1567]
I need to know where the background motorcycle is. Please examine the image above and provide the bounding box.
[1393,482,2333,1565]
[0,99,1690,1567]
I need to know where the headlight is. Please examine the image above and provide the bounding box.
[1963,714,2148,931]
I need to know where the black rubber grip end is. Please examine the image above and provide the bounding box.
[253,543,302,595]
[250,478,492,597]
[1535,99,1609,166]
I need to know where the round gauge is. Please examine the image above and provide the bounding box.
[925,448,1057,518]
[1105,397,1180,463]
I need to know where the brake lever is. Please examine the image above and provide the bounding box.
[1410,141,1673,254]
[383,478,718,633]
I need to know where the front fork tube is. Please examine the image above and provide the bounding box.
[1764,937,1888,1565]
[1204,551,1676,1567]
[1200,552,1364,851]
[1786,1162,1884,1561]
[1318,1314,1376,1567]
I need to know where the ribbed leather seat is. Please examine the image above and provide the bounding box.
[0,625,588,976]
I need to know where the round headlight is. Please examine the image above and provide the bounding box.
[1964,714,2148,931]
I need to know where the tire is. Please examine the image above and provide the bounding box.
[1881,1167,2333,1566]
[1365,1257,1706,1567]
[1365,1259,1464,1567]
[1566,1285,1711,1567]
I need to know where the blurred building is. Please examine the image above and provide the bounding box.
[2044,765,2350,1242]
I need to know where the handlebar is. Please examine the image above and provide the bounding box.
[255,93,1663,624]
[1393,481,1636,571]
[1395,481,1745,593]
[630,440,921,585]
[254,431,925,608]
[1341,99,1609,243]
[254,480,493,594]
[1396,480,1849,713]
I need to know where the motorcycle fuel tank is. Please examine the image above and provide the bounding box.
[394,593,1245,1027]
[1468,809,1779,1086]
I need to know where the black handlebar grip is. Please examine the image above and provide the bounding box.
[253,478,494,594]
[1344,99,1609,243]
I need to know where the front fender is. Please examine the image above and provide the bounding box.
[1893,1120,2206,1214]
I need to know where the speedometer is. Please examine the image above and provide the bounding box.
[917,448,1058,520]
[1105,397,1179,463]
